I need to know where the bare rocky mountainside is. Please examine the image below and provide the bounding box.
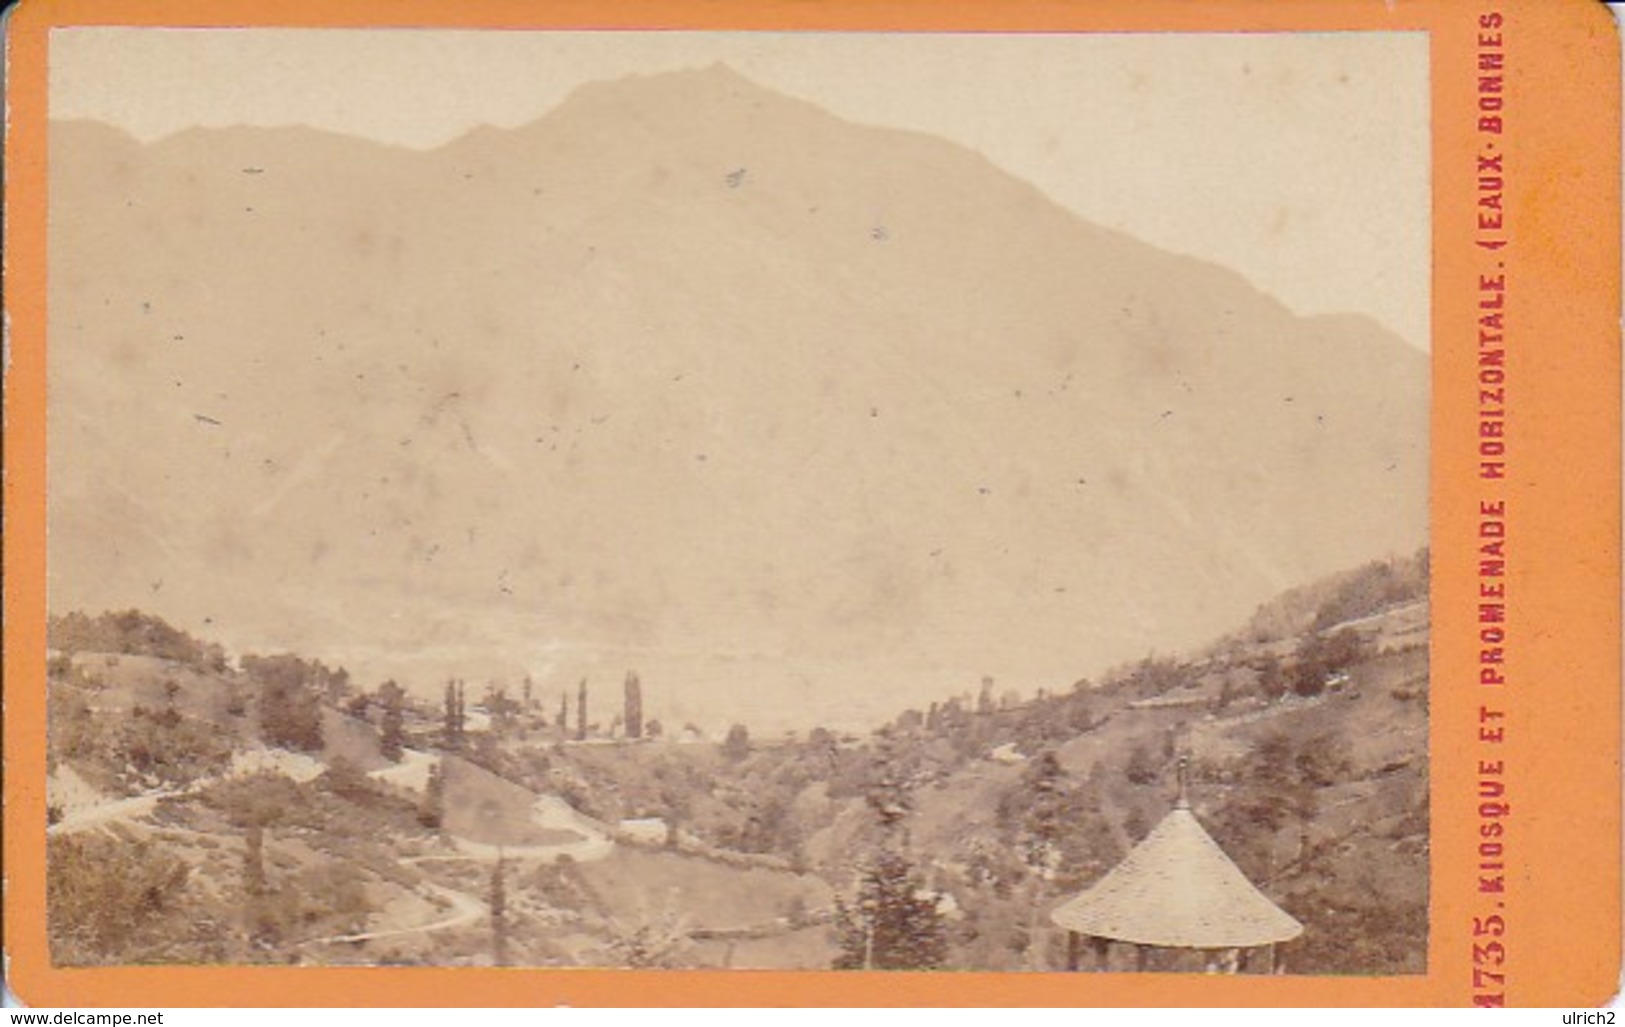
[48,64,1426,730]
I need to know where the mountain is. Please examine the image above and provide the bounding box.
[46,64,1427,731]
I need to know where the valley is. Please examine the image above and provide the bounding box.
[46,553,1428,973]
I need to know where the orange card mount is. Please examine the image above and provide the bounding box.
[3,0,1618,1008]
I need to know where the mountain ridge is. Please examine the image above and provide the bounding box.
[46,66,1427,731]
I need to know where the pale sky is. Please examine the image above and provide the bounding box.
[50,28,1430,348]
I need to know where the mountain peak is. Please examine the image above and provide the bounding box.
[48,73,1427,732]
[558,61,770,113]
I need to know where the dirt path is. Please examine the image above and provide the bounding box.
[49,746,326,837]
[47,787,188,835]
[304,881,488,947]
[1204,691,1330,731]
[1319,598,1428,636]
[50,747,607,952]
[50,790,494,951]
[442,795,616,864]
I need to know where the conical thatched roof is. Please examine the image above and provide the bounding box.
[1049,802,1304,949]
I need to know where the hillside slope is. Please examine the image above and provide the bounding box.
[45,549,1426,971]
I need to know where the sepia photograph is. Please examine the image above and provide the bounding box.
[42,27,1430,976]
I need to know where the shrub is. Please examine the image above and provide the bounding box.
[48,833,191,963]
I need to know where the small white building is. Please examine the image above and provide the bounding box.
[617,817,669,845]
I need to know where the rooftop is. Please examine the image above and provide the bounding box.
[1049,803,1304,949]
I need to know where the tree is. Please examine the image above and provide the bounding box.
[203,642,230,675]
[1008,751,1076,969]
[1015,752,1069,877]
[1122,806,1150,845]
[576,679,588,742]
[557,692,569,732]
[443,680,466,750]
[253,662,323,752]
[242,814,277,946]
[605,895,693,968]
[1206,731,1334,884]
[1066,696,1095,733]
[1124,743,1160,785]
[1294,628,1366,697]
[444,681,458,747]
[833,848,947,970]
[50,609,206,667]
[490,856,509,967]
[379,680,405,763]
[418,759,446,830]
[1295,730,1354,787]
[1243,733,1318,827]
[212,769,302,829]
[323,665,352,706]
[736,795,797,855]
[721,723,751,762]
[865,730,912,831]
[623,671,644,740]
[210,769,302,944]
[1257,654,1290,702]
[658,768,693,849]
[244,821,267,897]
[318,756,377,804]
[977,676,995,716]
[486,683,521,734]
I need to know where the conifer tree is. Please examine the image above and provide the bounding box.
[576,678,588,741]
[830,725,946,970]
[490,855,509,967]
[379,680,405,763]
[244,821,266,897]
[485,684,512,733]
[418,759,446,830]
[1013,751,1076,969]
[865,729,913,831]
[256,665,323,752]
[1018,752,1069,876]
[242,818,273,946]
[444,681,458,747]
[722,723,751,762]
[624,671,644,740]
[977,675,996,716]
[833,848,947,970]
[443,680,466,750]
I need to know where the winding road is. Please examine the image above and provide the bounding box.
[48,787,189,835]
[50,749,615,950]
[304,881,488,947]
